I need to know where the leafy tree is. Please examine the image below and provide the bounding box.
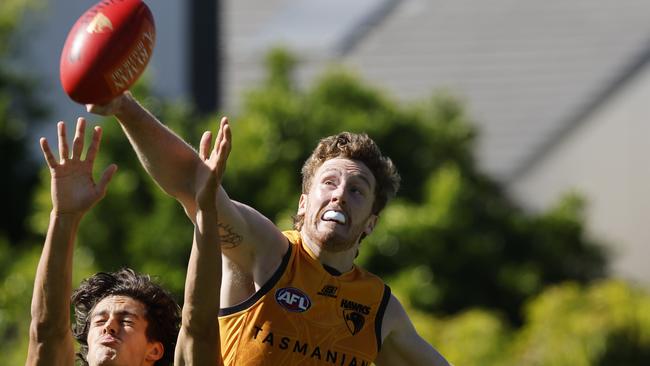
[2,38,622,363]
[412,279,650,366]
[0,0,47,244]
[227,49,608,323]
[508,280,650,365]
[41,48,605,323]
[0,0,50,361]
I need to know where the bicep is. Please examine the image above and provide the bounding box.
[220,198,288,265]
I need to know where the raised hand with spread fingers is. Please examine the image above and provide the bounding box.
[40,118,117,216]
[27,118,117,366]
[175,117,231,366]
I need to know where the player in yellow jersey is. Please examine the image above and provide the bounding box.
[89,92,450,365]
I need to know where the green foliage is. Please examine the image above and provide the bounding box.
[0,30,642,363]
[0,2,50,360]
[508,280,650,365]
[410,280,650,366]
[0,0,48,244]
[0,0,44,55]
[228,49,608,323]
[362,187,607,323]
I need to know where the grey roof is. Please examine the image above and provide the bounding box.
[224,0,650,182]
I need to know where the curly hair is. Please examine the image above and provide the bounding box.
[71,268,181,366]
[293,132,400,231]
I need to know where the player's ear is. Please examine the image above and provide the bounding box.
[298,194,307,216]
[145,342,164,362]
[363,214,378,236]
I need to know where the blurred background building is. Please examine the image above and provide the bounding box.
[22,0,650,282]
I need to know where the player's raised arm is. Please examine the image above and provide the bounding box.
[88,99,288,303]
[88,96,286,257]
[87,92,205,215]
[175,121,231,366]
[27,119,117,366]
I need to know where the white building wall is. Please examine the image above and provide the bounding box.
[510,62,650,283]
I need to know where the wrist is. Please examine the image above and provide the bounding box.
[114,92,144,121]
[51,210,85,222]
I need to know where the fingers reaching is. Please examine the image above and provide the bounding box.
[199,131,212,161]
[40,137,58,169]
[57,121,69,162]
[85,91,129,116]
[200,116,231,172]
[97,164,118,197]
[195,117,231,209]
[211,117,229,160]
[46,119,103,166]
[85,126,103,166]
[71,118,86,160]
[44,118,117,214]
[215,119,231,177]
[42,118,115,184]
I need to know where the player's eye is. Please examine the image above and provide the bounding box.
[351,185,367,196]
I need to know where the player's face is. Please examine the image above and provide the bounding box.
[86,295,163,366]
[299,157,378,252]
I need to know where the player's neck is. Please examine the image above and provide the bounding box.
[301,234,356,274]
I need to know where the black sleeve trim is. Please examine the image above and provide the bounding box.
[218,242,293,317]
[375,284,391,352]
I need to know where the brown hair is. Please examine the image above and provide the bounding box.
[71,268,181,366]
[293,132,400,230]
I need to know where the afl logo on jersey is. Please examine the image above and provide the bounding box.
[275,287,312,312]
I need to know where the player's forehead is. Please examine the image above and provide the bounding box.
[316,158,375,186]
[91,295,146,318]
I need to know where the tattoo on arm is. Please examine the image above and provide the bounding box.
[218,223,243,248]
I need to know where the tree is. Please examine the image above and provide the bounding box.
[53,48,605,323]
[4,43,619,362]
[0,0,51,361]
[226,49,609,323]
[0,0,48,244]
[410,279,650,366]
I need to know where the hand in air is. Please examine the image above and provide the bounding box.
[40,118,117,215]
[85,91,130,116]
[196,117,231,212]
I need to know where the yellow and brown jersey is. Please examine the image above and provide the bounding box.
[218,230,391,366]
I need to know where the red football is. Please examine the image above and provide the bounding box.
[60,0,155,104]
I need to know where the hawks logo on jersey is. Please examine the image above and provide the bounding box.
[341,299,371,335]
[344,310,365,335]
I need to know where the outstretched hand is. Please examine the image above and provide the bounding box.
[196,117,231,212]
[40,118,117,216]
